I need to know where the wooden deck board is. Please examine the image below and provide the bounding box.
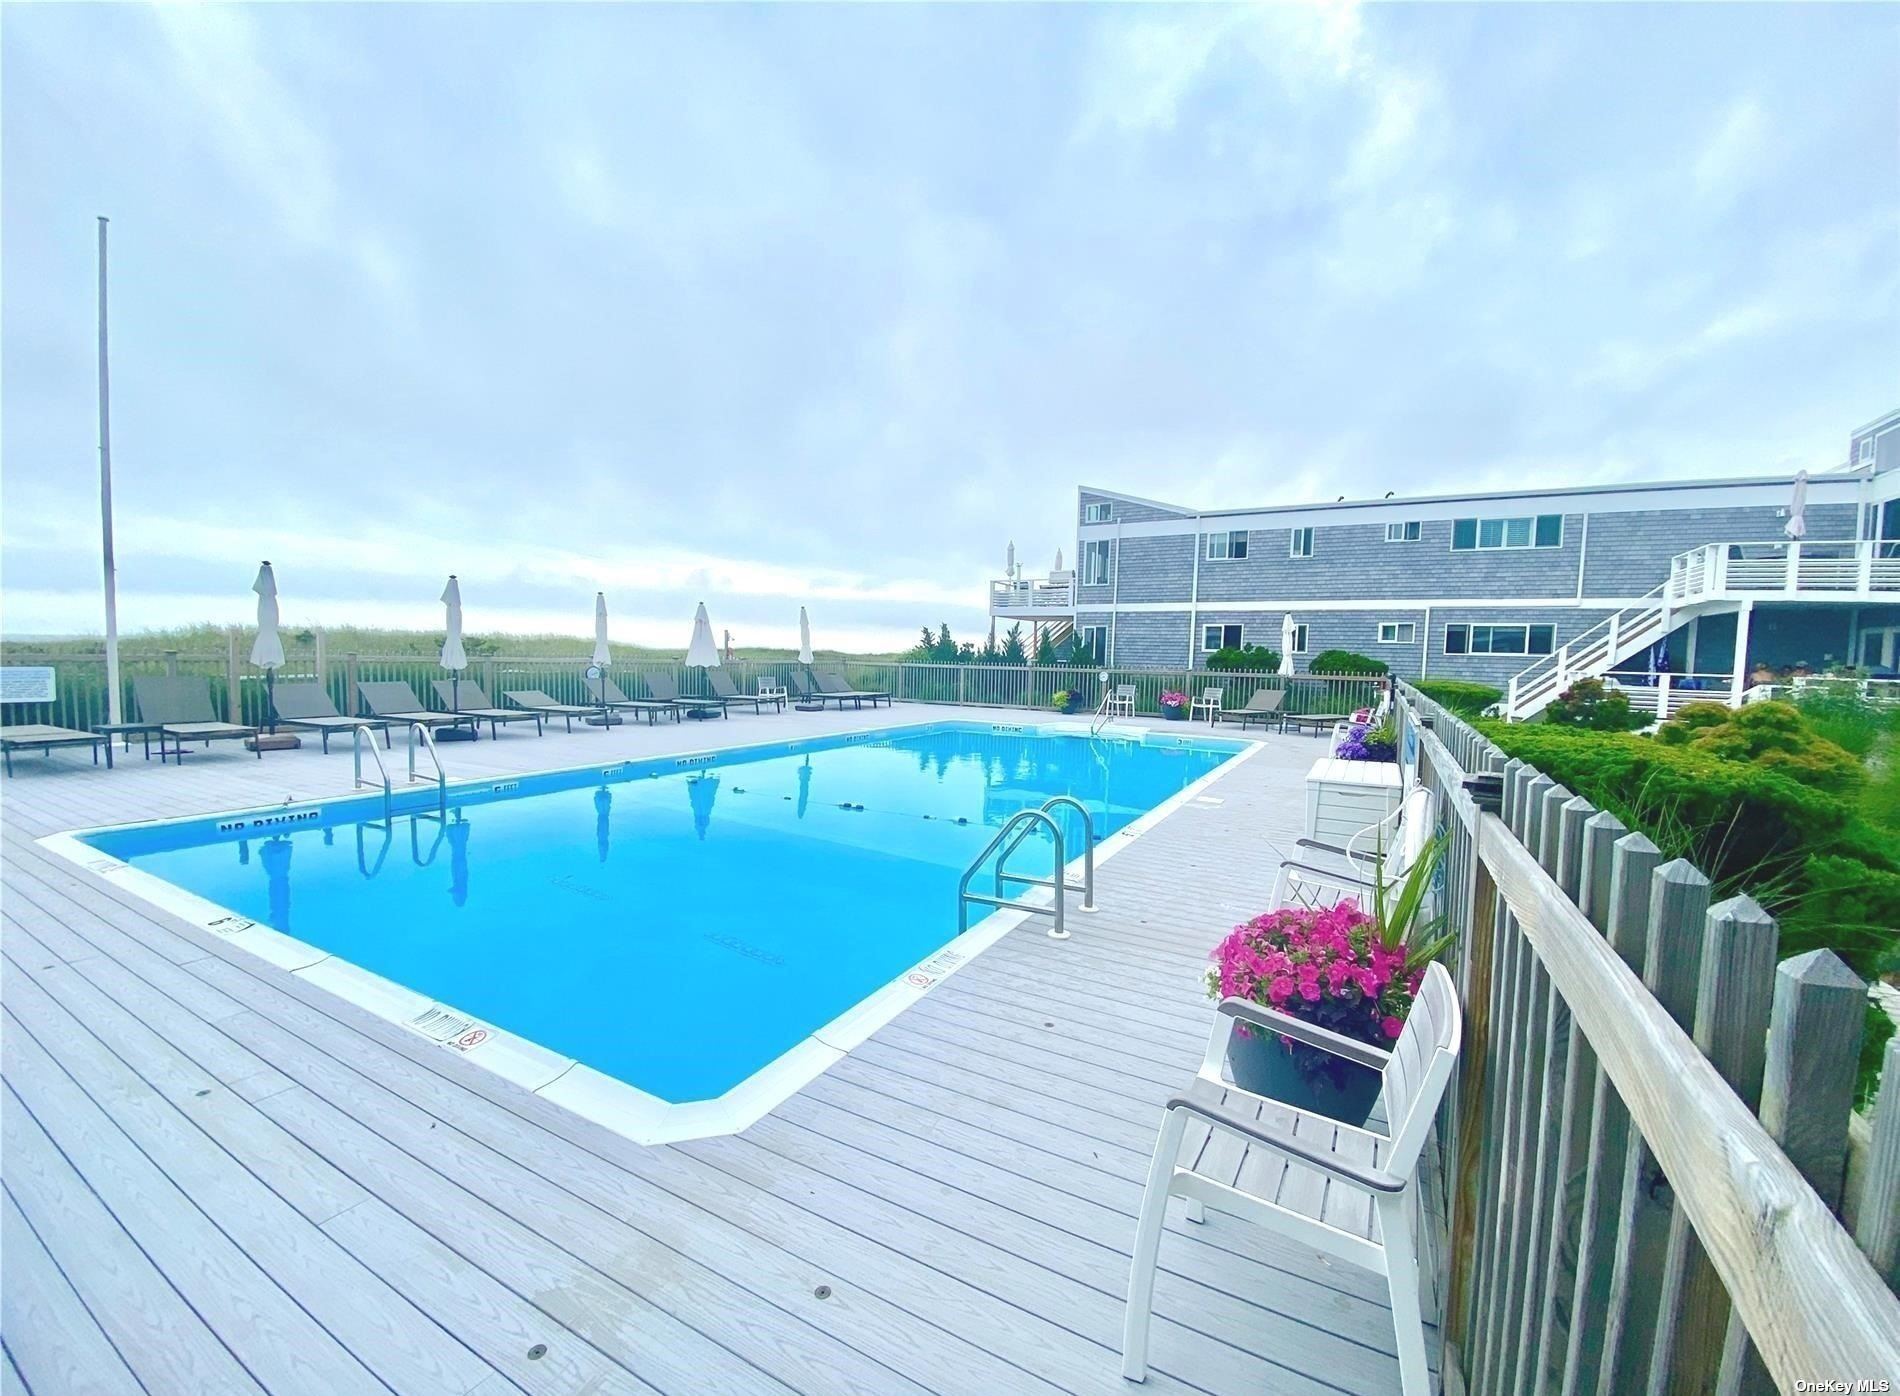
[0,705,1430,1395]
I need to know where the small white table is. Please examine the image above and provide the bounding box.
[1304,756,1402,846]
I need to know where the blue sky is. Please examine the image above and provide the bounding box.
[3,3,1894,651]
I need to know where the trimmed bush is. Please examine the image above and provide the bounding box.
[1204,644,1281,673]
[1545,677,1648,731]
[1307,649,1389,677]
[1653,700,1863,797]
[1412,679,1503,718]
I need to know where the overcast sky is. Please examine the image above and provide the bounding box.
[3,3,1894,651]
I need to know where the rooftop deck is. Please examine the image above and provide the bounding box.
[0,703,1430,1396]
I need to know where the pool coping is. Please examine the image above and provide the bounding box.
[38,717,1264,1146]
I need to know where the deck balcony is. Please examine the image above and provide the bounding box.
[989,571,1076,619]
[1667,537,1900,604]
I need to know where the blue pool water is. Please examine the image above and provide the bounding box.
[83,723,1242,1103]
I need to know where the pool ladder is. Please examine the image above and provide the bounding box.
[354,723,448,824]
[957,797,1096,941]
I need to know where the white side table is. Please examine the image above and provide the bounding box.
[1304,756,1402,847]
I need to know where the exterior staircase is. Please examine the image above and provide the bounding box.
[1503,584,1684,720]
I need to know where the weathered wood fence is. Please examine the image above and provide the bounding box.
[1398,681,1900,1395]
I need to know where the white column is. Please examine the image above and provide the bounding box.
[1685,616,1701,676]
[1731,600,1754,706]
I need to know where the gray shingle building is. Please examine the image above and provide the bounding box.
[991,409,1900,717]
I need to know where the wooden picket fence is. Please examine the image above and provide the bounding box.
[1397,681,1900,1394]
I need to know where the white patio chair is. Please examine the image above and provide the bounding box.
[1189,687,1223,723]
[1122,963,1462,1395]
[1106,684,1137,718]
[1274,784,1437,912]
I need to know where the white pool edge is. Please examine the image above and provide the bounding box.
[38,722,1264,1146]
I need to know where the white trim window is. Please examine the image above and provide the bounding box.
[1443,623,1555,656]
[1077,624,1108,663]
[1378,621,1417,644]
[1451,514,1563,551]
[1083,500,1112,523]
[1290,623,1309,654]
[1384,521,1421,543]
[1081,540,1113,586]
[1202,623,1243,652]
[1204,530,1249,560]
[1289,527,1315,559]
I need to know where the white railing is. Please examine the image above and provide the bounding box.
[989,574,1076,614]
[1668,538,1900,603]
[1505,584,1669,720]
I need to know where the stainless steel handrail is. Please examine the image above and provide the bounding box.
[408,722,447,815]
[353,724,393,821]
[958,808,1068,940]
[994,795,1096,912]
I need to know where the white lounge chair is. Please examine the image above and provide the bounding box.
[1189,686,1223,723]
[1276,784,1438,911]
[1122,963,1462,1395]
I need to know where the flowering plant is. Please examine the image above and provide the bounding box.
[1207,833,1450,1087]
[1335,718,1397,762]
[1159,690,1188,710]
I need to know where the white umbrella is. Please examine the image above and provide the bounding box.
[1006,540,1016,580]
[1279,613,1297,677]
[441,575,468,712]
[592,592,611,669]
[1783,470,1809,541]
[798,606,814,665]
[1053,547,1064,574]
[686,602,720,668]
[250,561,285,732]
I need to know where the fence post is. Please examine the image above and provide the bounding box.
[314,627,327,689]
[1855,1037,1900,1289]
[226,629,242,723]
[1650,896,1779,1395]
[1597,859,1711,1396]
[164,649,180,678]
[1761,950,1867,1211]
[958,667,966,706]
[345,653,360,714]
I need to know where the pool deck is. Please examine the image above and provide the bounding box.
[0,702,1435,1396]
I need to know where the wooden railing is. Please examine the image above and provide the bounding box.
[1400,681,1900,1394]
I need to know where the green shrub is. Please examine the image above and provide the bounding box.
[1545,677,1648,731]
[1204,644,1281,673]
[1793,688,1900,758]
[1307,649,1388,677]
[1654,701,1863,797]
[1412,679,1503,718]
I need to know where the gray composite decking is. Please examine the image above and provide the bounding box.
[0,702,1433,1396]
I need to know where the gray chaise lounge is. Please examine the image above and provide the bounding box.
[132,676,261,764]
[814,669,891,707]
[502,689,604,733]
[270,682,393,753]
[0,723,111,775]
[356,681,480,739]
[431,680,545,738]
[582,674,683,725]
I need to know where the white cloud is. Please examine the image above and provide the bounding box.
[1693,97,1775,202]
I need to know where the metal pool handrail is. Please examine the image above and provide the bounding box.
[958,808,1068,940]
[994,795,1096,912]
[354,724,393,820]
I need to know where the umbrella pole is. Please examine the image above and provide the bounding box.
[266,667,276,734]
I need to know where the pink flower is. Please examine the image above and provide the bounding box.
[1382,1016,1404,1039]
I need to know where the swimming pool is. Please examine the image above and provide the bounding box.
[50,720,1253,1142]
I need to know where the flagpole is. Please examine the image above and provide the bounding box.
[98,215,123,725]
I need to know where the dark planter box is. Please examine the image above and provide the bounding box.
[1227,1025,1382,1126]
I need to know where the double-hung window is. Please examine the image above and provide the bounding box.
[1081,539,1113,586]
[1289,527,1314,558]
[1083,501,1112,523]
[1385,521,1421,542]
[1451,514,1563,551]
[1443,623,1555,656]
[1204,530,1248,560]
[1202,623,1243,652]
[1378,622,1417,644]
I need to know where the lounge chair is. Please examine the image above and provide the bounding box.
[0,724,111,775]
[645,672,729,719]
[787,671,865,710]
[271,682,392,754]
[710,669,777,714]
[1189,686,1224,723]
[814,669,891,708]
[431,680,545,738]
[1229,689,1286,731]
[356,681,479,739]
[1121,964,1461,1396]
[131,675,261,764]
[583,674,683,725]
[501,689,606,733]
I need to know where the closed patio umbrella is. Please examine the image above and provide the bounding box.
[1053,548,1063,574]
[1279,614,1297,677]
[441,574,468,701]
[684,602,720,716]
[798,606,814,666]
[592,592,613,726]
[1784,470,1809,541]
[1006,540,1016,580]
[250,561,286,732]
